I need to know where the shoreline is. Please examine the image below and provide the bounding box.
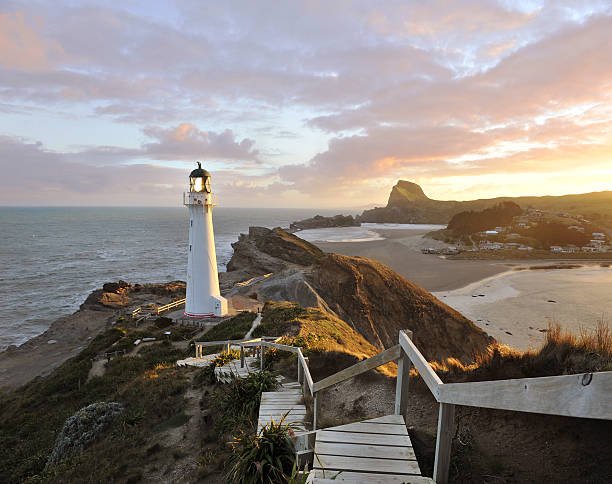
[314,228,512,292]
[313,227,611,351]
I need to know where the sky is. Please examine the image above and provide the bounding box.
[1,0,611,208]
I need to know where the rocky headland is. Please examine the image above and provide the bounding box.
[289,214,359,231]
[225,225,492,362]
[0,281,186,388]
[358,179,612,224]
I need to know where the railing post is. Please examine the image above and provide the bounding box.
[433,402,456,484]
[297,357,303,384]
[395,330,413,417]
[226,342,230,354]
[260,344,265,371]
[240,345,245,368]
[313,392,320,430]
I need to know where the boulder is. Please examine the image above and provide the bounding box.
[46,402,124,469]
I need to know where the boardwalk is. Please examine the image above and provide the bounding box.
[257,381,307,433]
[310,415,432,483]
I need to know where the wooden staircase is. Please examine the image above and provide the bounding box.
[309,414,433,483]
[257,381,308,433]
[214,355,258,383]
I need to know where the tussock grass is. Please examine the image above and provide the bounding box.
[428,321,612,383]
[226,418,304,484]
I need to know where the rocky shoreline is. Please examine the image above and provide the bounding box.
[0,281,186,389]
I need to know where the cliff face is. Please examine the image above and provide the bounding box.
[227,226,493,362]
[310,253,492,362]
[226,226,325,277]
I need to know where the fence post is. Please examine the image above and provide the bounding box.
[240,345,245,368]
[260,344,265,371]
[433,402,456,484]
[394,330,413,417]
[313,392,321,430]
[226,342,230,354]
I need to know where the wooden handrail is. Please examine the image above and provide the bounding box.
[313,345,400,393]
[154,298,186,315]
[398,331,443,400]
[297,349,314,396]
[195,337,264,347]
[438,371,612,420]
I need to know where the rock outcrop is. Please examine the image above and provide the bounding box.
[227,227,493,363]
[81,280,186,310]
[290,214,359,231]
[225,226,325,280]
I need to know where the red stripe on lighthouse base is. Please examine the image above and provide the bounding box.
[183,312,215,319]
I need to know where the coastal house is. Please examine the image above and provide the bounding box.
[582,246,597,252]
[485,230,499,235]
[592,232,606,239]
[517,245,534,251]
[568,225,585,232]
[550,246,563,253]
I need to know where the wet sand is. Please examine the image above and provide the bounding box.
[315,229,511,292]
[315,228,611,351]
[434,266,612,351]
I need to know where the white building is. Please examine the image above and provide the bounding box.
[183,162,228,318]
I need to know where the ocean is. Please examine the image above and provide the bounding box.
[0,206,349,350]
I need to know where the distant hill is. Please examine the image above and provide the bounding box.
[358,180,612,225]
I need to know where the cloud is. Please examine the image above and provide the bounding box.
[142,124,258,161]
[0,134,271,205]
[0,10,64,71]
[1,1,611,206]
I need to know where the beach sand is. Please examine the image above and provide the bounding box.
[315,229,511,292]
[434,266,612,351]
[315,228,611,352]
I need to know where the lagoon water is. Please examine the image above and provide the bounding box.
[0,206,347,349]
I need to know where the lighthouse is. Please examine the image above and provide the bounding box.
[183,162,228,318]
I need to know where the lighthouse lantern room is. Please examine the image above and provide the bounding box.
[184,162,228,318]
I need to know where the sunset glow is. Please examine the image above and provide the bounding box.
[1,1,611,207]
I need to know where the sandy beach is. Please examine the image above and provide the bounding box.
[315,228,511,292]
[314,227,612,351]
[434,266,612,351]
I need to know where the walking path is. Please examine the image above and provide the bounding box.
[257,381,307,433]
[310,414,432,483]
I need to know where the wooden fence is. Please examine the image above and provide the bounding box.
[240,330,612,484]
[153,298,186,316]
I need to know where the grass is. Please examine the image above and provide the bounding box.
[428,320,612,383]
[254,301,396,379]
[202,312,257,342]
[212,370,279,438]
[197,350,241,385]
[0,322,191,483]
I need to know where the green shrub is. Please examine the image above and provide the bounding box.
[198,350,241,385]
[225,418,300,483]
[214,370,278,436]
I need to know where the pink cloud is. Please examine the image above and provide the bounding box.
[0,10,64,71]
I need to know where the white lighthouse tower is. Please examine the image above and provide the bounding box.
[183,162,228,318]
